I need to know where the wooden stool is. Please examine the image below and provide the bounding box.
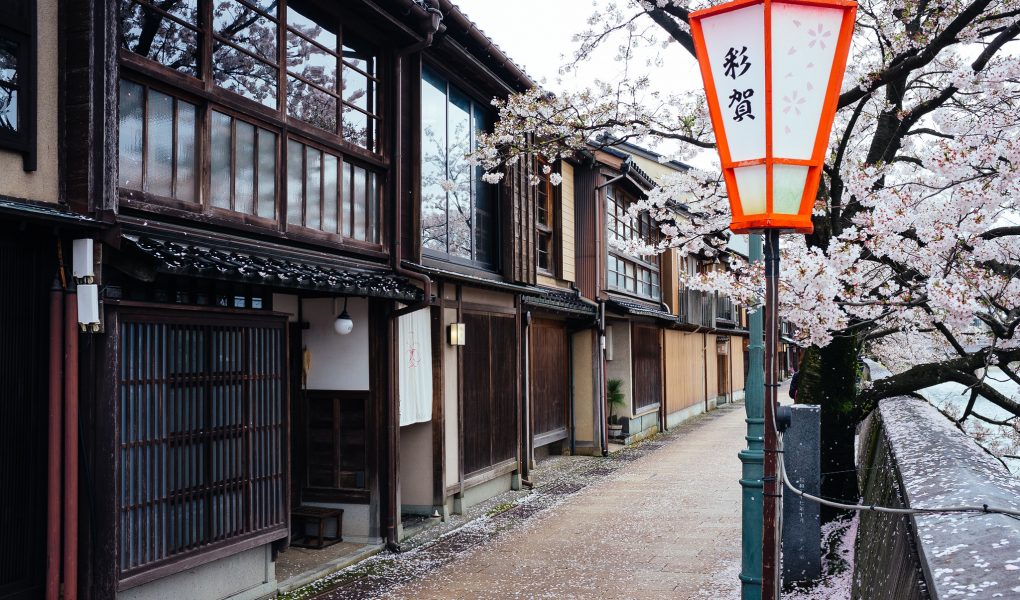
[291,506,344,549]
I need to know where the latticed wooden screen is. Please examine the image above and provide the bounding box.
[117,311,287,574]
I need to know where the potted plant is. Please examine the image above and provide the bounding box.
[607,379,627,439]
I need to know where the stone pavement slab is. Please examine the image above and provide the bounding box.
[383,405,746,600]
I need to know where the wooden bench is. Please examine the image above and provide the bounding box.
[290,506,344,549]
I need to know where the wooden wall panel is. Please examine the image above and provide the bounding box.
[573,164,599,300]
[501,159,536,285]
[559,162,576,283]
[731,337,746,393]
[461,312,518,475]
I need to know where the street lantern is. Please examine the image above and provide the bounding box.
[690,0,857,234]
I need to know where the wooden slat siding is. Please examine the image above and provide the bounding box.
[573,164,599,299]
[663,330,709,414]
[501,158,535,285]
[559,161,576,282]
[0,240,50,599]
[114,309,286,579]
[430,305,446,508]
[530,320,569,442]
[661,249,680,315]
[493,314,518,463]
[631,324,663,411]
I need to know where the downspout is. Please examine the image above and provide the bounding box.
[46,277,62,600]
[64,286,79,600]
[384,8,443,552]
[598,300,609,456]
[521,311,531,478]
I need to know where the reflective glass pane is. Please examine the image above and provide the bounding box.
[287,75,337,133]
[420,68,448,253]
[119,0,199,77]
[342,67,370,113]
[175,100,197,202]
[342,161,352,237]
[341,106,369,149]
[287,32,338,91]
[286,140,303,225]
[0,85,14,135]
[0,38,16,85]
[213,1,277,61]
[213,44,277,108]
[447,88,472,260]
[118,80,144,189]
[322,154,338,234]
[145,90,174,197]
[341,41,373,77]
[256,129,276,219]
[234,121,256,215]
[367,172,378,244]
[210,112,232,209]
[305,146,321,230]
[473,106,494,265]
[287,4,336,50]
[353,165,366,240]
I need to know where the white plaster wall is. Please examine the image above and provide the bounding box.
[118,545,275,600]
[271,293,300,322]
[302,297,370,391]
[300,502,377,543]
[400,421,433,508]
[0,0,60,204]
[443,307,459,488]
[605,320,633,418]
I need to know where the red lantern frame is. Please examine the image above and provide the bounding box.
[690,0,857,234]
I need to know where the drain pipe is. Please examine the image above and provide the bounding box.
[597,300,609,456]
[383,10,443,553]
[522,310,532,478]
[46,277,62,600]
[63,286,79,600]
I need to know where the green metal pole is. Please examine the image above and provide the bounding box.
[739,233,764,599]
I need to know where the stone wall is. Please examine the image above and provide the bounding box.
[854,397,1020,600]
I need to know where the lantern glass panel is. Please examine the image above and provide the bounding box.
[773,164,809,214]
[771,3,845,160]
[734,165,766,215]
[699,3,765,163]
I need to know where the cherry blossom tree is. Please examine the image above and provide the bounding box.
[474,0,1020,504]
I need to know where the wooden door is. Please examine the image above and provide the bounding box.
[631,324,663,412]
[530,320,569,447]
[0,239,50,600]
[462,312,518,476]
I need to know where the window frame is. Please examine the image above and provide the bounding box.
[117,0,388,252]
[418,62,501,272]
[605,183,661,302]
[0,0,36,171]
[535,159,557,277]
[300,390,371,504]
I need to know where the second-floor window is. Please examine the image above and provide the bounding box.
[606,184,660,301]
[420,66,497,269]
[0,0,35,168]
[536,160,555,275]
[118,0,384,247]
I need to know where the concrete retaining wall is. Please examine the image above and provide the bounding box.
[854,397,1020,600]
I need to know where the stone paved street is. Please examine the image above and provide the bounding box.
[384,403,745,600]
[296,403,747,600]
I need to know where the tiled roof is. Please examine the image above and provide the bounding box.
[0,197,105,228]
[123,234,422,301]
[402,260,537,294]
[606,296,677,322]
[523,289,597,318]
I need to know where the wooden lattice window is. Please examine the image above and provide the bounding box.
[116,309,287,578]
[535,160,555,275]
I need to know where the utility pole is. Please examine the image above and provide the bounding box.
[738,233,764,600]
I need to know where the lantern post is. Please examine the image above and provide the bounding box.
[689,1,857,598]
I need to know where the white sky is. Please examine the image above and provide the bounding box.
[452,1,710,165]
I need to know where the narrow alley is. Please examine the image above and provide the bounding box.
[299,403,746,600]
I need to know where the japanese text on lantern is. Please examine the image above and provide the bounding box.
[724,46,754,121]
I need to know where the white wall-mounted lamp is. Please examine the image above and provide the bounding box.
[447,322,466,346]
[334,297,354,335]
